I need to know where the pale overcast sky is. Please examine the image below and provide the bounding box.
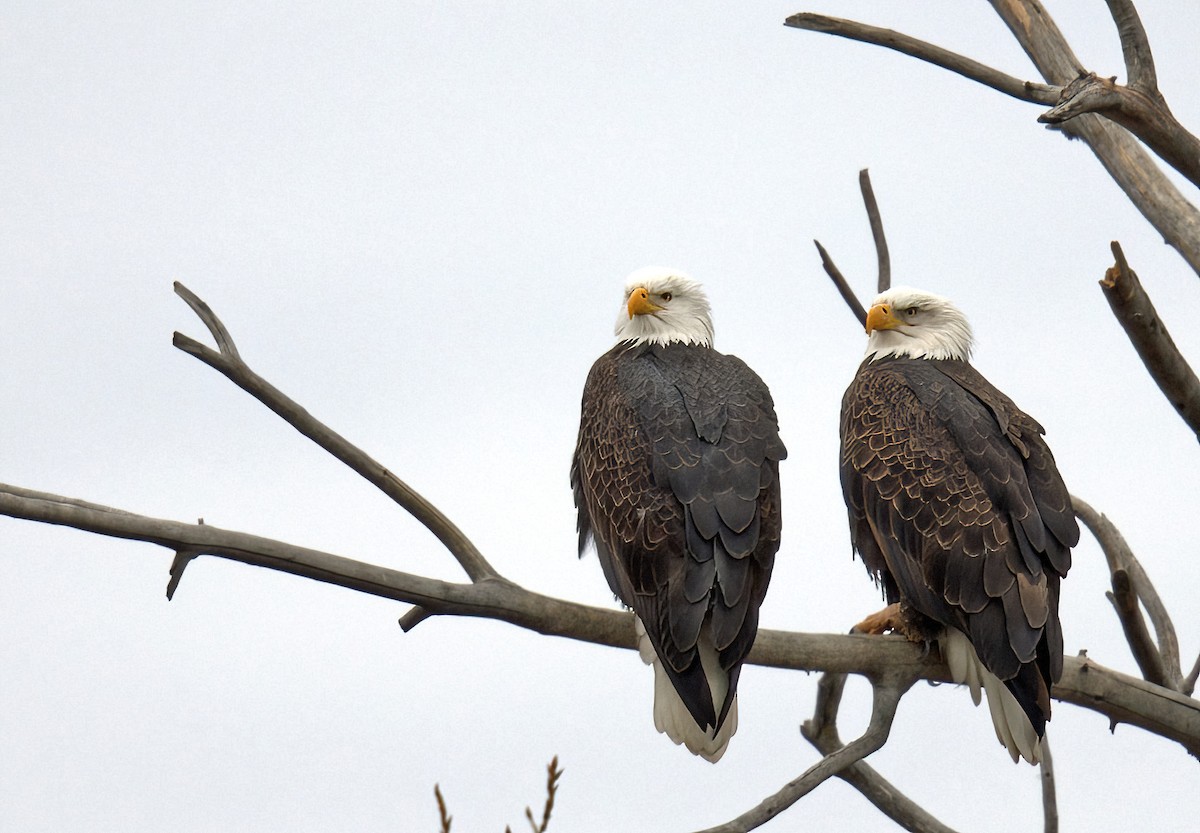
[2,2,1198,831]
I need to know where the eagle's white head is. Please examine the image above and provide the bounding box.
[863,285,973,361]
[614,266,714,347]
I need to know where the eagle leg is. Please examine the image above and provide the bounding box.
[852,602,903,635]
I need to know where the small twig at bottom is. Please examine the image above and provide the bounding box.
[434,783,452,833]
[1040,738,1058,833]
[801,672,960,833]
[693,670,915,833]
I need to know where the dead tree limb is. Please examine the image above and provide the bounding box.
[783,14,1058,105]
[694,669,915,833]
[1098,244,1200,444]
[801,673,961,833]
[815,168,891,324]
[1073,495,1184,692]
[172,281,498,589]
[2,479,1197,756]
[788,3,1200,276]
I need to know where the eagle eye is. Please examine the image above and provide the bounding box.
[660,292,673,302]
[904,306,919,317]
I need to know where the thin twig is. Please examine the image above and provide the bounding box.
[693,670,914,833]
[165,546,199,601]
[815,241,868,326]
[858,169,890,293]
[172,282,500,588]
[1040,738,1058,833]
[434,783,452,833]
[1099,243,1200,443]
[524,756,561,833]
[783,13,1059,105]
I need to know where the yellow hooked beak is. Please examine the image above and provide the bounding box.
[627,286,664,319]
[864,302,903,334]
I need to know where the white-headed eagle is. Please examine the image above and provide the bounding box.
[572,267,786,761]
[840,286,1077,764]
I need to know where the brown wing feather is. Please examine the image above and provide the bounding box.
[840,357,1075,736]
[572,341,785,731]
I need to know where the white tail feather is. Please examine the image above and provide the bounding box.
[940,628,1042,764]
[634,617,737,762]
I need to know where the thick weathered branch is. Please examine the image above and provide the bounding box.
[1098,243,1200,443]
[783,13,1058,105]
[984,0,1200,275]
[172,281,499,585]
[789,4,1200,275]
[1031,1,1200,190]
[1037,71,1200,191]
[801,673,960,833]
[695,670,914,833]
[2,481,1197,757]
[1105,0,1156,91]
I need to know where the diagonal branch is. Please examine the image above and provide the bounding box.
[815,241,867,326]
[783,13,1059,105]
[789,3,1200,276]
[1073,495,1183,691]
[1098,243,1200,443]
[814,170,893,323]
[172,282,499,586]
[801,672,960,833]
[694,669,914,833]
[984,0,1200,275]
[1104,0,1156,91]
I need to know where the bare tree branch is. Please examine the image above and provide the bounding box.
[171,281,499,587]
[3,481,1196,756]
[1037,71,1200,190]
[1105,0,1156,90]
[1073,495,1184,691]
[783,13,1058,105]
[694,670,914,833]
[789,4,1200,275]
[815,170,894,323]
[814,241,867,326]
[858,169,891,293]
[1098,243,1200,443]
[1040,738,1058,833]
[434,784,453,833]
[801,673,961,833]
[983,0,1200,276]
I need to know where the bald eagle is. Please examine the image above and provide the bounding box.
[840,286,1077,764]
[572,267,786,762]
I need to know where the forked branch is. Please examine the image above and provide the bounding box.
[171,281,499,589]
[694,669,915,833]
[801,672,961,833]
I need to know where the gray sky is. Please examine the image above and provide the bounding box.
[2,2,1197,830]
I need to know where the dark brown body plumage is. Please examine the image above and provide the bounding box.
[572,341,786,732]
[840,356,1077,737]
